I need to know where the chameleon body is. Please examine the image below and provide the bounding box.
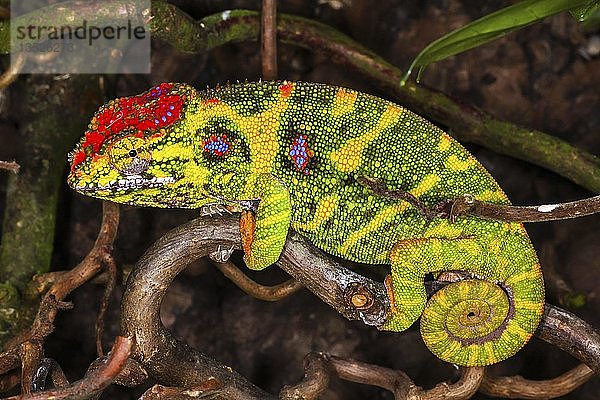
[68,81,544,366]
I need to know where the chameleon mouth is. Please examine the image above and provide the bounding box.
[75,175,176,192]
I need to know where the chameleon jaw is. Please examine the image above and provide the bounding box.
[74,175,176,192]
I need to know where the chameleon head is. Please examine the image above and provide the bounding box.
[67,83,212,208]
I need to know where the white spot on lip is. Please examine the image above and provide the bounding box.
[221,10,231,20]
[537,204,559,212]
[76,176,175,192]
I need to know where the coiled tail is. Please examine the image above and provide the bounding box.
[383,228,545,366]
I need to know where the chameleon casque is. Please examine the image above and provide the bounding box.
[67,81,544,367]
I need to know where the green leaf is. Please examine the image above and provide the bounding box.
[570,0,600,29]
[401,0,592,85]
[569,0,600,21]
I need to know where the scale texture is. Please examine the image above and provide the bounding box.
[68,81,545,366]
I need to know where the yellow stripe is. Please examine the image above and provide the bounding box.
[440,341,462,360]
[330,104,403,173]
[455,239,480,256]
[505,269,540,285]
[424,221,463,238]
[477,189,508,202]
[437,133,452,152]
[339,202,409,253]
[331,89,357,117]
[294,194,339,231]
[468,346,479,366]
[483,341,496,364]
[339,174,440,254]
[513,299,543,312]
[508,323,533,342]
[411,174,440,197]
[423,329,448,344]
[488,238,502,255]
[190,91,292,174]
[259,213,287,227]
[445,154,476,171]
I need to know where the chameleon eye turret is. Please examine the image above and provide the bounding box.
[107,136,152,175]
[68,81,544,366]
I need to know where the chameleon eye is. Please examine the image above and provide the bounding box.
[108,136,151,175]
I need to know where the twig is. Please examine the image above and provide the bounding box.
[451,194,600,223]
[0,161,20,174]
[279,353,332,399]
[359,176,600,224]
[19,340,44,395]
[0,202,119,383]
[113,358,149,388]
[419,367,484,399]
[480,364,594,399]
[331,355,483,399]
[261,0,277,80]
[121,217,276,400]
[537,305,600,374]
[95,254,117,357]
[213,260,303,301]
[0,347,20,376]
[280,233,389,327]
[6,336,133,400]
[25,202,118,342]
[281,353,484,399]
[357,175,450,221]
[0,296,73,378]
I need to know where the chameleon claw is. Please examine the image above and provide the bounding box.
[209,244,235,263]
[239,199,259,213]
[201,203,232,217]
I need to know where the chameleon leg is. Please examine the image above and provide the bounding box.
[242,174,292,271]
[382,236,544,366]
[240,210,256,256]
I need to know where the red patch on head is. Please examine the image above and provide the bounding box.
[280,82,293,98]
[71,83,188,171]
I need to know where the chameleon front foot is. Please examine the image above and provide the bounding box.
[240,210,257,259]
[239,175,292,271]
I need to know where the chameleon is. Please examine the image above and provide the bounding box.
[67,81,544,367]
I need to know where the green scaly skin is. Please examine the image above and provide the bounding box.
[68,81,545,366]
